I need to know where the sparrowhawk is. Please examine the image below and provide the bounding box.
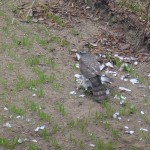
[76,52,108,102]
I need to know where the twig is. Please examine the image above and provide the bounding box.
[26,0,35,20]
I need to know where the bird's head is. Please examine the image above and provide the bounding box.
[76,51,87,60]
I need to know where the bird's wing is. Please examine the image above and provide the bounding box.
[79,54,101,78]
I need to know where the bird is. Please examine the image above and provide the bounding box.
[76,52,108,102]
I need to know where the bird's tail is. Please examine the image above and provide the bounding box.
[89,76,107,102]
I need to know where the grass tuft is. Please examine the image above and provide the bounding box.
[0,137,18,149]
[50,36,68,47]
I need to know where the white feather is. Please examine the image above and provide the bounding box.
[76,53,81,60]
[101,76,112,84]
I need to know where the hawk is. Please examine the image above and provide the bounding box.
[76,52,108,102]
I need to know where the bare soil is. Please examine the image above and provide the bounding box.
[0,0,150,150]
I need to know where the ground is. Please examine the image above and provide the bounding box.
[0,0,150,150]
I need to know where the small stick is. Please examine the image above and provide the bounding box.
[26,0,35,20]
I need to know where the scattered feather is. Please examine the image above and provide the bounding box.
[31,87,37,91]
[16,115,23,119]
[79,94,85,97]
[105,62,113,68]
[101,75,112,84]
[86,6,91,9]
[130,78,139,84]
[34,127,40,132]
[140,111,144,115]
[148,74,150,77]
[113,74,117,77]
[32,139,38,143]
[18,138,23,144]
[24,138,28,142]
[3,122,12,128]
[74,74,81,79]
[90,144,95,147]
[105,70,117,76]
[99,64,105,70]
[134,61,138,65]
[125,130,134,134]
[124,126,129,129]
[32,93,36,97]
[118,117,122,120]
[140,128,148,132]
[106,89,110,95]
[114,94,126,100]
[75,63,79,68]
[113,112,119,119]
[119,87,131,92]
[120,100,126,105]
[34,125,45,132]
[124,56,132,61]
[114,54,124,60]
[102,55,106,58]
[70,91,76,95]
[4,107,8,111]
[119,63,128,71]
[40,125,45,129]
[131,57,136,61]
[26,118,31,122]
[120,75,128,81]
